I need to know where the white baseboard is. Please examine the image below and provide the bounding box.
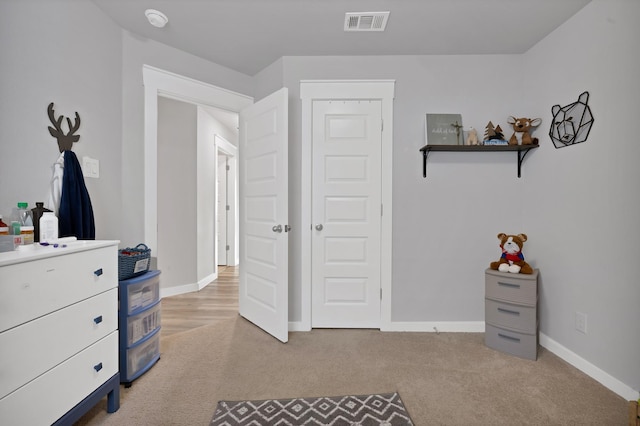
[539,333,639,401]
[382,321,485,333]
[159,273,217,299]
[198,272,217,290]
[287,321,485,333]
[160,282,200,298]
[289,321,310,332]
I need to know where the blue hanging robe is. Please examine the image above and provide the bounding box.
[58,150,95,239]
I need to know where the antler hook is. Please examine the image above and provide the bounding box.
[47,102,81,152]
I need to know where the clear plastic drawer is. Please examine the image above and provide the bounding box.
[122,330,160,381]
[119,270,161,315]
[126,301,161,346]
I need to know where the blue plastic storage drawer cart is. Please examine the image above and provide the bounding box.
[118,270,161,387]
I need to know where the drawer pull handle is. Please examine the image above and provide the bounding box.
[497,307,520,316]
[94,268,103,277]
[93,315,103,324]
[498,281,520,289]
[94,362,103,372]
[498,333,521,343]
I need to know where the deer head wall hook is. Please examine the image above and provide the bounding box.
[47,102,81,152]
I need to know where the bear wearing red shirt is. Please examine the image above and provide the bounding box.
[490,233,533,274]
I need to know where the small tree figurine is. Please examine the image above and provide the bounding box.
[484,122,507,141]
[484,121,496,141]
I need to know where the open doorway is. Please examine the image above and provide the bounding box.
[143,65,253,297]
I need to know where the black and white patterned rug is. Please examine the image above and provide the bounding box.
[210,392,414,425]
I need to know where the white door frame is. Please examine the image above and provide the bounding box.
[300,80,395,331]
[142,65,253,256]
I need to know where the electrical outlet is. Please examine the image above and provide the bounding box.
[575,311,588,334]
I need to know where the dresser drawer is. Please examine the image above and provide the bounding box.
[485,298,536,334]
[485,323,537,361]
[485,269,538,305]
[0,331,118,426]
[0,246,117,332]
[0,288,117,399]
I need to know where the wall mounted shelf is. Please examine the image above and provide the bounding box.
[419,144,539,178]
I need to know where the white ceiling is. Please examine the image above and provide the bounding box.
[92,0,591,76]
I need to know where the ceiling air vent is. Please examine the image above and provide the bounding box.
[344,11,390,32]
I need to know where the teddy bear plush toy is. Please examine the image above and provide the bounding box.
[490,233,533,274]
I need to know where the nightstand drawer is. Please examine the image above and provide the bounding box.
[485,269,538,305]
[485,323,537,360]
[485,298,536,334]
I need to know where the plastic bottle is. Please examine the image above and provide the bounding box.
[31,202,52,242]
[17,202,33,226]
[0,215,8,235]
[39,212,59,244]
[11,221,21,235]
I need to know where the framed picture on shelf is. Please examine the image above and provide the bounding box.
[425,114,464,145]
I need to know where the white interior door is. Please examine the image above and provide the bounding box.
[239,88,289,343]
[311,100,382,328]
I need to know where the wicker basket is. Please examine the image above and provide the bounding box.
[118,244,151,281]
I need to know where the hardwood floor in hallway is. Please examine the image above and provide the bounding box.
[160,266,239,338]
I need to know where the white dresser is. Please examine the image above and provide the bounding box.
[0,240,120,425]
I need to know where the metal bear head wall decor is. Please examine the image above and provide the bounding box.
[549,91,594,149]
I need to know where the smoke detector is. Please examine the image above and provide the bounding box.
[344,11,390,31]
[145,9,169,28]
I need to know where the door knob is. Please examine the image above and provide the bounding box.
[272,224,283,233]
[285,225,292,232]
[315,224,323,231]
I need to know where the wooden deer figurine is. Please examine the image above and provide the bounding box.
[47,102,81,152]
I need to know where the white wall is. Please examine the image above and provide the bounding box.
[197,107,217,285]
[0,0,122,240]
[277,55,524,323]
[120,31,254,250]
[522,0,640,397]
[253,58,285,101]
[157,97,197,291]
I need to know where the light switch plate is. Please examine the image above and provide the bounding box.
[82,156,100,179]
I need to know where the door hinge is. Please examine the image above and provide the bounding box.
[226,245,230,251]
[381,119,384,132]
[226,205,230,211]
[381,204,383,216]
[380,288,383,300]
[226,165,230,171]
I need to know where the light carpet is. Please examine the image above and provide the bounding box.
[77,316,628,425]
